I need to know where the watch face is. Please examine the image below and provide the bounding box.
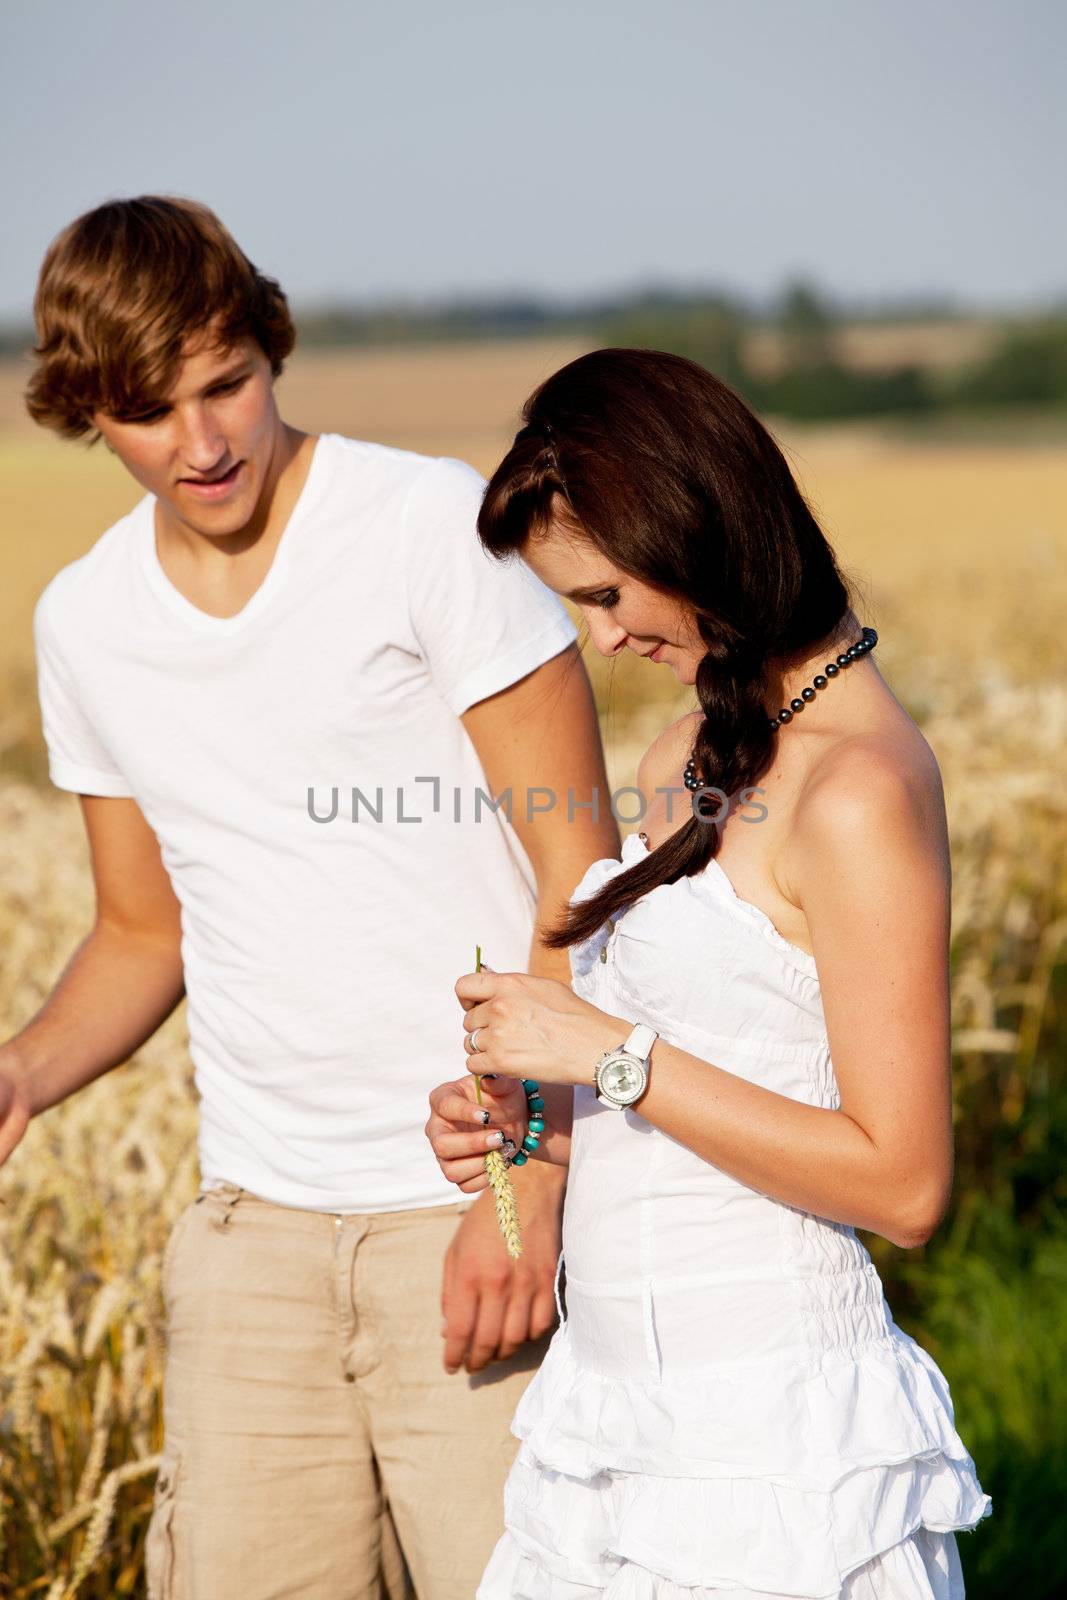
[599,1054,646,1104]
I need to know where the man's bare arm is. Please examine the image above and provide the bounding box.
[436,646,617,1374]
[0,795,185,1163]
[463,641,619,1143]
[461,642,620,980]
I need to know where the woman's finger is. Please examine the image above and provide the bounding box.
[428,1077,480,1114]
[455,1172,490,1195]
[455,970,496,1005]
[430,1093,514,1128]
[464,1052,511,1082]
[472,1078,529,1123]
[476,1074,526,1103]
[456,969,522,1008]
[441,1155,494,1189]
[462,999,497,1037]
[432,1128,512,1160]
[463,1022,493,1057]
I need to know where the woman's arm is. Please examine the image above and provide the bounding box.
[455,738,955,1247]
[631,741,952,1246]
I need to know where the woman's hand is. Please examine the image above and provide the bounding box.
[425,1074,529,1193]
[455,969,626,1089]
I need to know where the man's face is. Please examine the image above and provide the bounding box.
[92,331,283,539]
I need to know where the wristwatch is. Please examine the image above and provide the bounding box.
[594,1022,658,1109]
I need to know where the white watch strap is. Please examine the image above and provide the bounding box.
[623,1023,657,1061]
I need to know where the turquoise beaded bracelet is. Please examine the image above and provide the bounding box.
[509,1079,546,1167]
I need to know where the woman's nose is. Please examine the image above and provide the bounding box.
[585,612,628,658]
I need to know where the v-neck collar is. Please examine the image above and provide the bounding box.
[138,433,333,633]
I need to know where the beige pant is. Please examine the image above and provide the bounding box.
[146,1182,548,1600]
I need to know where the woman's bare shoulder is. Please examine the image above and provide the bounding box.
[804,719,944,809]
[791,721,949,890]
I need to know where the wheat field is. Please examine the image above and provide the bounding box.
[2,341,1066,1595]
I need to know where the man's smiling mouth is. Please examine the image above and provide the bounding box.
[179,461,243,495]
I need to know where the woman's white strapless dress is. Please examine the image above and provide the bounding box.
[478,831,990,1600]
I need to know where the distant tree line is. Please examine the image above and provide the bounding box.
[589,282,1067,421]
[3,280,1066,420]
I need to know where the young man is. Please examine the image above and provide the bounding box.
[0,196,619,1599]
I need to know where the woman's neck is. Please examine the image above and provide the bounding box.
[766,610,872,719]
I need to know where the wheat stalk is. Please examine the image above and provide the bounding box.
[68,1472,119,1591]
[484,1148,522,1259]
[474,946,522,1259]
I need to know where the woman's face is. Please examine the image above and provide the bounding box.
[522,510,706,684]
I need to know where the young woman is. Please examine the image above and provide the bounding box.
[425,349,990,1599]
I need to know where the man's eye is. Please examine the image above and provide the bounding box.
[125,406,168,425]
[210,376,247,397]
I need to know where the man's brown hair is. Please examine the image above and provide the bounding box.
[25,195,296,439]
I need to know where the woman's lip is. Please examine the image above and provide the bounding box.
[180,462,242,498]
[649,643,668,661]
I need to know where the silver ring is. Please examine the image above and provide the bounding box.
[469,1027,484,1054]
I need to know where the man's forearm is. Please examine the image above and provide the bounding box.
[526,884,578,1163]
[2,919,185,1115]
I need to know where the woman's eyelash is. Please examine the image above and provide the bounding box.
[598,589,620,608]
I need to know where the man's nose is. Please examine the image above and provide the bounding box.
[177,406,227,472]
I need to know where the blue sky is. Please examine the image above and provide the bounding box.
[2,0,1063,321]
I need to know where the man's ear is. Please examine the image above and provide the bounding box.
[87,410,109,451]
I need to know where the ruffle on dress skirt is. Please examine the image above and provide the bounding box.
[476,1327,989,1600]
[480,1522,966,1599]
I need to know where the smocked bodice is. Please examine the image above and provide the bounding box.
[570,828,836,1108]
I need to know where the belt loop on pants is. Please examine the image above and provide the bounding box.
[208,1185,246,1231]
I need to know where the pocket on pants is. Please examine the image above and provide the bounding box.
[145,1451,182,1598]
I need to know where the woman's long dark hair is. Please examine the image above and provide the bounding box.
[478,348,856,949]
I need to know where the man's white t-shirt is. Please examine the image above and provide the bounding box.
[33,433,578,1211]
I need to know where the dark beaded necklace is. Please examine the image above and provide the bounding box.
[683,626,879,792]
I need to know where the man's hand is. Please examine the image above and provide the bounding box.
[0,797,185,1140]
[440,1161,564,1375]
[0,1054,32,1166]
